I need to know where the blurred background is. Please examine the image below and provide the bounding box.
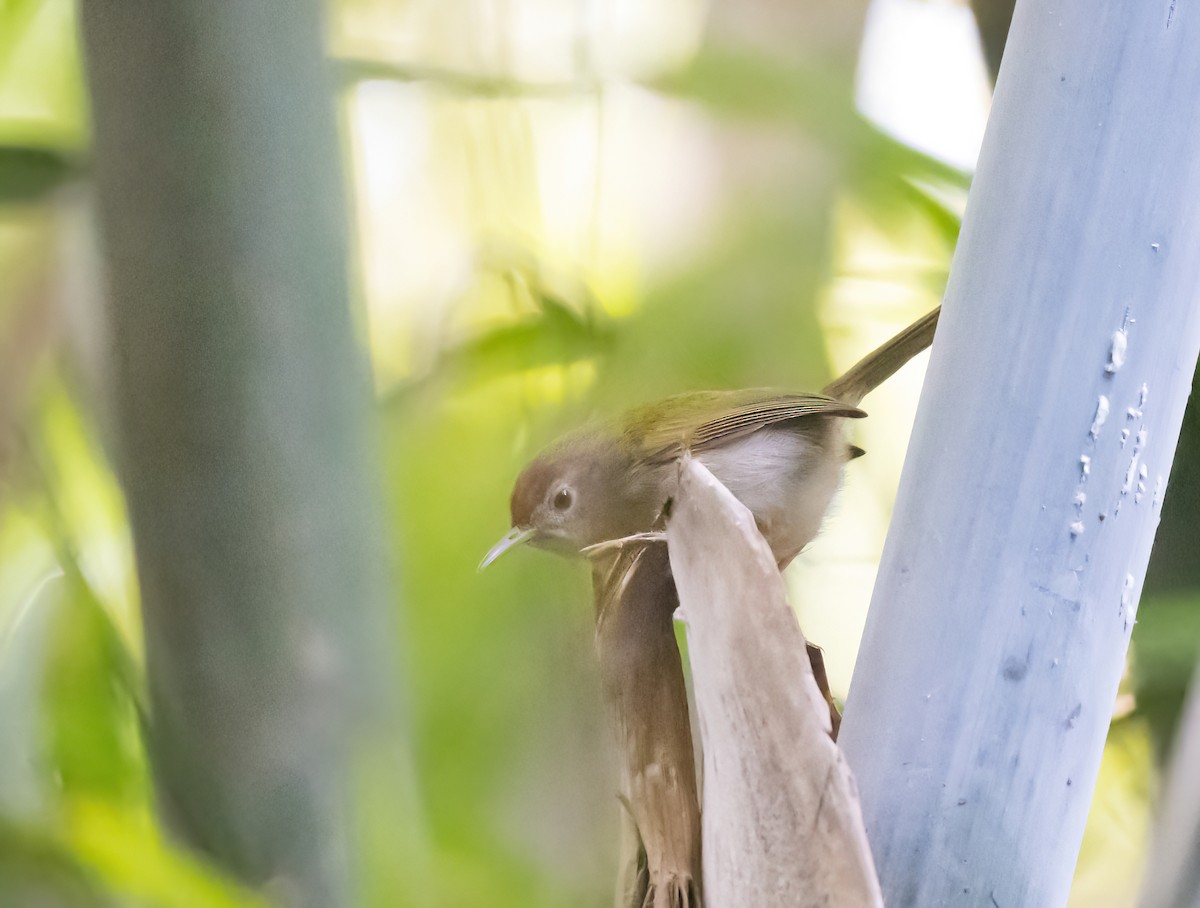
[1,0,1197,904]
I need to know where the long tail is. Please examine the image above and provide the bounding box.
[822,305,941,406]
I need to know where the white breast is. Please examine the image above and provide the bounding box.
[695,423,846,566]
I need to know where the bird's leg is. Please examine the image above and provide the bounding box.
[775,557,841,741]
[806,642,841,740]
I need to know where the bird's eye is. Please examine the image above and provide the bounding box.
[553,488,573,511]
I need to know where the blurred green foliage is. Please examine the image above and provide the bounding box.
[0,146,78,205]
[0,0,1197,905]
[0,0,86,204]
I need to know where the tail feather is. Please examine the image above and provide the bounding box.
[822,305,941,406]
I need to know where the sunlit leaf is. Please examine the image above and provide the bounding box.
[453,293,612,373]
[25,379,141,644]
[388,290,614,402]
[0,817,114,907]
[66,801,267,908]
[0,570,145,819]
[0,0,88,149]
[0,570,64,820]
[0,0,88,205]
[900,178,963,251]
[42,573,145,806]
[1068,718,1155,908]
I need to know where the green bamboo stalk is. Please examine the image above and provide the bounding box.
[77,3,392,903]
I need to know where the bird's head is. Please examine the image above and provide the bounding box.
[480,432,656,569]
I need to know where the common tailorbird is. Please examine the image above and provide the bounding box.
[483,305,940,570]
[482,306,940,908]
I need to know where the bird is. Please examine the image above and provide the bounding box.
[482,305,940,572]
[482,305,940,908]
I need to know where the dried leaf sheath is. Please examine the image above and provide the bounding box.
[593,544,702,908]
[667,457,881,906]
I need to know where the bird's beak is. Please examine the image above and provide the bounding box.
[478,526,536,571]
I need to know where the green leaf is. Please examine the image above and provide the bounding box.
[0,817,115,907]
[65,802,268,908]
[41,574,146,806]
[0,0,89,205]
[0,145,79,204]
[0,571,66,820]
[901,178,964,251]
[655,46,970,228]
[387,288,614,403]
[452,292,613,374]
[0,0,88,148]
[0,568,147,816]
[1131,593,1200,759]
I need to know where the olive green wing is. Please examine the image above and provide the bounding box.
[624,389,865,464]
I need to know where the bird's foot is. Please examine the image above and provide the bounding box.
[643,873,701,908]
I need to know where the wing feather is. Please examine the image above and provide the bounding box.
[624,389,865,464]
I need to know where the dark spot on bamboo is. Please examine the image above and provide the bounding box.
[1002,655,1028,682]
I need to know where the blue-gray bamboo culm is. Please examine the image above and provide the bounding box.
[839,1,1200,905]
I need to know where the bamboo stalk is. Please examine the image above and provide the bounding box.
[839,2,1200,904]
[78,3,392,902]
